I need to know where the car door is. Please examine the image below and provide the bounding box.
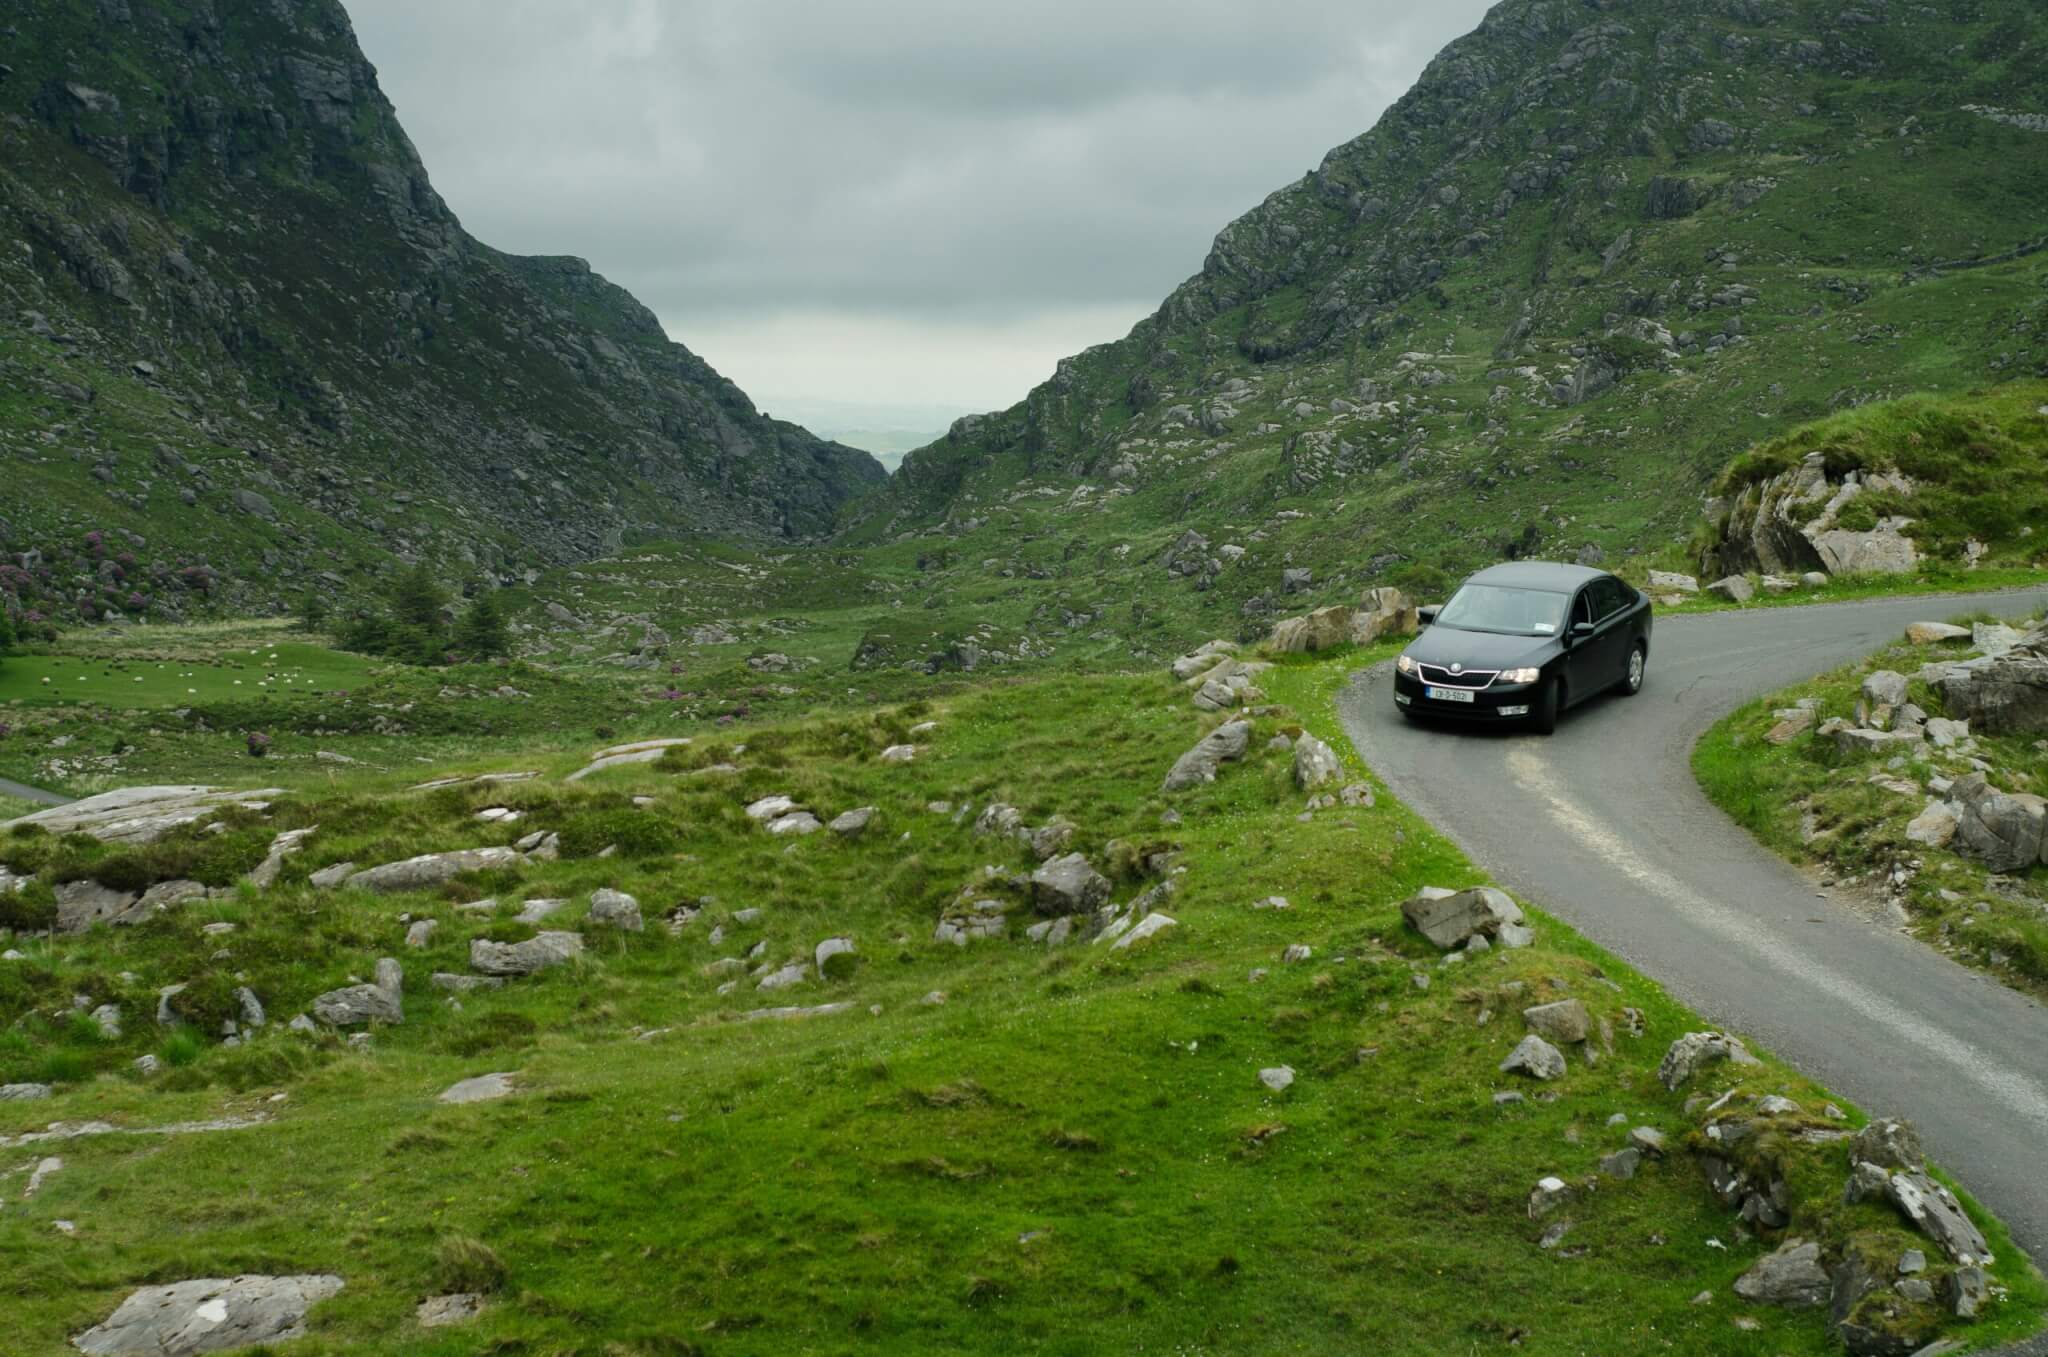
[1563,588,1605,701]
[1589,578,1633,688]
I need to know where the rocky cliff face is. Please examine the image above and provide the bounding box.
[0,0,884,617]
[868,0,2047,594]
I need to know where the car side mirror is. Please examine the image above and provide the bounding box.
[1417,606,1439,627]
[1569,622,1596,643]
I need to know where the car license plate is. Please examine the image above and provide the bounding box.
[1425,686,1474,704]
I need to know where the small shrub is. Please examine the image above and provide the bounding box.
[556,808,678,859]
[436,1234,508,1294]
[160,1029,205,1067]
[0,879,57,931]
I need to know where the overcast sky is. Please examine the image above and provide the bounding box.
[346,1,1494,426]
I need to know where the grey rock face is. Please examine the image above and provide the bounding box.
[1162,720,1252,792]
[1886,1170,1993,1265]
[469,931,583,976]
[757,962,810,991]
[587,888,643,932]
[73,1274,345,1356]
[1,1082,54,1100]
[1949,775,2046,872]
[1500,1034,1566,1080]
[1708,575,1755,603]
[345,847,521,894]
[1400,886,1524,949]
[1861,670,1910,708]
[1031,853,1111,915]
[1733,1239,1830,1308]
[54,880,145,933]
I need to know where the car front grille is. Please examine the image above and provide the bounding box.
[1418,664,1498,690]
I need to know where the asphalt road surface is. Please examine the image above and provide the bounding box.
[0,774,68,808]
[1338,588,2048,1288]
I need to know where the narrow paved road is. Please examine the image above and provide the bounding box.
[1339,588,2048,1287]
[0,775,68,808]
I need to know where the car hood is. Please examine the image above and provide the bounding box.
[1403,625,1558,672]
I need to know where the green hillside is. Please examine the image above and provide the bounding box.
[0,0,883,625]
[853,0,2047,628]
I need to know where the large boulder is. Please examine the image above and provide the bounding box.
[1937,624,2048,734]
[3,785,285,846]
[74,1274,345,1356]
[1400,886,1523,949]
[1268,606,1354,654]
[1948,774,2047,872]
[345,847,521,894]
[470,931,584,977]
[1031,854,1111,915]
[1162,720,1252,792]
[1352,587,1419,645]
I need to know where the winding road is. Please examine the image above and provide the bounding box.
[1338,588,2048,1288]
[0,774,68,808]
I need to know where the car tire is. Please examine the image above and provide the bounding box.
[1618,642,1647,698]
[1528,678,1559,735]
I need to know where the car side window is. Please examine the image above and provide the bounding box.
[1573,591,1595,627]
[1594,578,1628,621]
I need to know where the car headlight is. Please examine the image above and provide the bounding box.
[1396,654,1417,674]
[1500,667,1542,684]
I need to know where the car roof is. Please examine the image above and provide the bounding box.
[1463,561,1612,592]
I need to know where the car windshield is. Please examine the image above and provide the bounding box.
[1435,583,1570,637]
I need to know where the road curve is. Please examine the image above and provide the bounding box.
[1338,588,2048,1287]
[0,774,68,807]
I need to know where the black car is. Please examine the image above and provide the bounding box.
[1392,562,1652,734]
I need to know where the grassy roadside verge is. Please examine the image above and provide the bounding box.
[1694,612,2048,1000]
[0,650,2041,1354]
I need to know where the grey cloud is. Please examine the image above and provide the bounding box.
[344,0,1492,402]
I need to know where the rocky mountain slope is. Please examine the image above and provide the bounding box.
[0,0,884,622]
[856,0,2047,625]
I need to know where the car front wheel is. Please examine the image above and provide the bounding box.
[1528,678,1559,735]
[1618,643,1647,697]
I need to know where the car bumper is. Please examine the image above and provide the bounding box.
[1393,670,1541,721]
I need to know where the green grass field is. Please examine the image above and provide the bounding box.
[2,647,2041,1354]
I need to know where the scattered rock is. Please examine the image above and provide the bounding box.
[1600,1148,1641,1180]
[1401,886,1524,949]
[1905,622,1970,645]
[437,1073,517,1105]
[587,888,643,932]
[417,1293,485,1328]
[1162,720,1252,792]
[312,959,403,1027]
[1851,1118,1923,1170]
[1258,1066,1295,1092]
[1110,913,1177,950]
[346,848,521,894]
[879,744,917,764]
[1657,1032,1759,1091]
[1031,854,1111,915]
[1,1082,53,1101]
[1708,576,1755,604]
[1734,1238,1831,1308]
[1528,1176,1570,1218]
[757,962,810,991]
[1500,1034,1567,1080]
[73,1274,346,1356]
[1887,1170,1993,1264]
[469,931,583,976]
[1292,733,1342,790]
[829,807,876,837]
[1522,999,1590,1044]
